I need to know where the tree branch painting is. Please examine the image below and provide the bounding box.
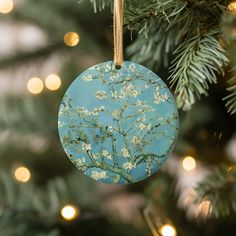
[58,61,179,184]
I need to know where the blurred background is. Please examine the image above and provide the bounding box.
[0,0,236,236]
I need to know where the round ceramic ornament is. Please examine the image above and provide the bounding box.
[58,61,179,184]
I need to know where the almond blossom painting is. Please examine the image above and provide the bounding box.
[58,61,179,184]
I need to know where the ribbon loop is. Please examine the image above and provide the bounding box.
[114,0,124,67]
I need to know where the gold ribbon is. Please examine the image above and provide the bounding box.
[114,0,124,67]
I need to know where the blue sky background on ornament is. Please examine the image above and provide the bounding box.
[58,61,179,184]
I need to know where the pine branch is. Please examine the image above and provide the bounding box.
[127,24,177,69]
[0,43,63,70]
[87,0,113,12]
[169,29,229,110]
[0,172,104,236]
[124,0,187,32]
[0,172,61,235]
[222,12,236,115]
[195,165,236,218]
[88,0,236,112]
[224,70,236,115]
[123,0,230,110]
[0,95,55,134]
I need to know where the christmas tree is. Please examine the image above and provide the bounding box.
[0,0,236,235]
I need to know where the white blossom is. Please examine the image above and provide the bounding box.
[139,105,155,113]
[119,90,126,99]
[154,88,169,104]
[58,120,63,128]
[137,115,146,123]
[136,100,144,106]
[112,110,122,119]
[139,123,146,130]
[117,83,140,99]
[102,150,112,160]
[126,83,135,91]
[77,107,90,117]
[128,64,136,72]
[83,74,93,81]
[139,123,152,130]
[111,91,118,99]
[96,91,107,99]
[91,171,107,180]
[75,157,86,167]
[92,106,105,116]
[121,148,130,158]
[123,162,136,170]
[131,136,141,146]
[108,125,114,132]
[129,89,139,97]
[125,84,139,97]
[82,143,92,151]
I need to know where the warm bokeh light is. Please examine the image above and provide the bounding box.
[61,205,79,221]
[197,200,212,218]
[45,74,61,91]
[182,156,196,172]
[228,1,236,12]
[0,0,14,14]
[27,77,44,94]
[160,224,177,236]
[14,166,31,183]
[64,32,80,47]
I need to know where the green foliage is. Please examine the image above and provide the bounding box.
[169,30,229,110]
[124,0,230,110]
[0,171,103,236]
[92,0,236,113]
[88,0,113,12]
[225,71,236,115]
[222,12,236,115]
[195,165,236,218]
[0,172,63,236]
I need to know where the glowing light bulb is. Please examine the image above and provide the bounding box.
[61,205,79,221]
[0,0,14,14]
[27,77,44,94]
[45,74,61,91]
[182,156,196,172]
[64,32,80,47]
[228,1,236,12]
[14,166,31,183]
[160,224,177,236]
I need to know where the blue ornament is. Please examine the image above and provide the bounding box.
[58,61,179,184]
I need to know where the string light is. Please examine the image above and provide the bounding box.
[182,156,196,172]
[64,32,80,47]
[14,166,31,183]
[160,224,177,236]
[0,0,14,14]
[27,77,44,94]
[228,1,236,12]
[45,74,61,91]
[61,205,79,221]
